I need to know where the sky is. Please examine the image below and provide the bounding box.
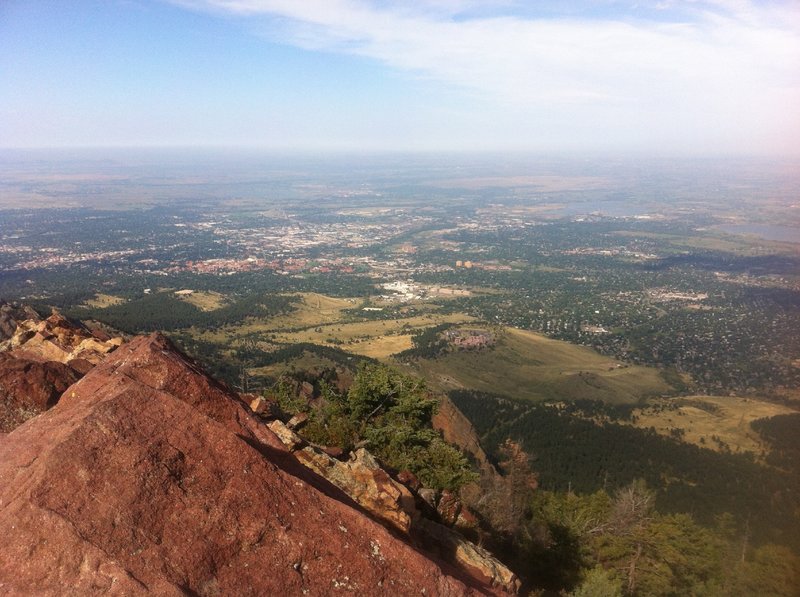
[1,0,799,155]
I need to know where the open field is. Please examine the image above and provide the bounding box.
[614,230,800,255]
[83,293,126,308]
[191,293,475,360]
[269,313,474,359]
[404,326,672,404]
[344,334,414,359]
[261,293,357,329]
[178,290,228,311]
[628,395,799,456]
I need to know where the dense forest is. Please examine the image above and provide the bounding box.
[751,413,800,472]
[450,390,800,552]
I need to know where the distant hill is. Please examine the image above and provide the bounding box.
[403,326,674,404]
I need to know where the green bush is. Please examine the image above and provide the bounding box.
[303,362,477,491]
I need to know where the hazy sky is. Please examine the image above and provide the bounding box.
[1,0,799,155]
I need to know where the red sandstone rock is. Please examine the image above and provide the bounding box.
[300,380,315,398]
[268,419,420,534]
[249,394,269,413]
[0,307,123,433]
[433,395,498,478]
[287,411,309,430]
[0,333,503,596]
[322,445,345,458]
[0,353,83,432]
[66,357,96,375]
[398,469,422,492]
[456,505,480,532]
[438,489,463,527]
[265,422,519,594]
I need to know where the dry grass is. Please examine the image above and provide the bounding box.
[192,292,473,361]
[628,395,798,456]
[84,293,126,308]
[271,313,474,352]
[179,291,228,312]
[266,293,357,328]
[343,334,415,359]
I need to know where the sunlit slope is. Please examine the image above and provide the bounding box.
[83,293,126,308]
[628,395,798,455]
[190,293,476,360]
[239,294,475,360]
[405,327,673,404]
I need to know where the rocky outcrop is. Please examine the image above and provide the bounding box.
[268,419,419,534]
[0,300,40,341]
[0,354,82,432]
[417,518,521,594]
[437,489,463,526]
[0,333,505,596]
[267,420,520,595]
[433,395,497,477]
[0,308,122,432]
[1,311,122,365]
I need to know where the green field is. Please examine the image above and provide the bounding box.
[403,326,673,404]
[192,293,476,360]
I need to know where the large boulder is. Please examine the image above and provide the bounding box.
[0,354,82,432]
[433,395,497,478]
[268,419,419,534]
[0,307,122,432]
[0,333,502,596]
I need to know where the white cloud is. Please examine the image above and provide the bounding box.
[171,0,800,153]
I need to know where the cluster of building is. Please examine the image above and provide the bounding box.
[1,247,140,271]
[562,247,659,260]
[177,256,357,276]
[215,216,429,256]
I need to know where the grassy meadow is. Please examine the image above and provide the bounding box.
[403,326,672,404]
[628,395,798,457]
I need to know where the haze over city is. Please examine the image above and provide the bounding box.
[2,0,799,155]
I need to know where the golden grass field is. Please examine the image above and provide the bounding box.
[270,313,472,357]
[628,395,799,456]
[84,293,126,308]
[193,293,475,360]
[190,295,671,402]
[181,292,800,463]
[177,290,228,311]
